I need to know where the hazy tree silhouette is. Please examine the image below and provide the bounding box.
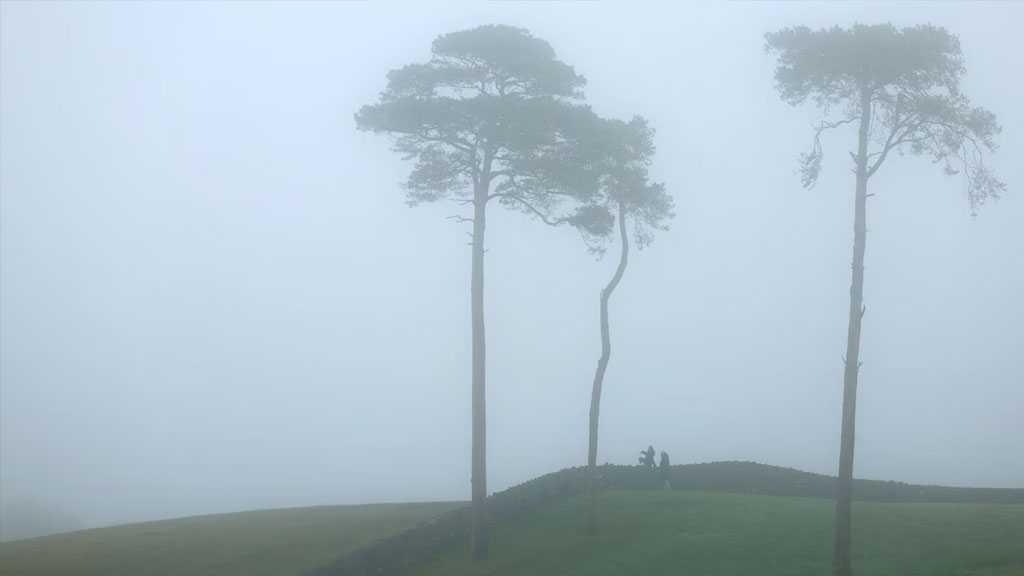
[766,24,1004,576]
[576,116,673,532]
[355,25,611,560]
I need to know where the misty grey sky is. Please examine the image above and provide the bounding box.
[2,1,1021,535]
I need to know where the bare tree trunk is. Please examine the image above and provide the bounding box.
[832,86,872,576]
[470,185,489,561]
[587,201,629,533]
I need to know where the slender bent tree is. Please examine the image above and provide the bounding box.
[766,24,1003,576]
[355,25,609,560]
[579,117,673,531]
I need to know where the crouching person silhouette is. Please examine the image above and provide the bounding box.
[638,445,656,469]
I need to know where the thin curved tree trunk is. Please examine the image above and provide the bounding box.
[470,179,489,561]
[587,201,629,533]
[832,86,872,576]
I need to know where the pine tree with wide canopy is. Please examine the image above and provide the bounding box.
[355,25,613,560]
[766,23,1004,576]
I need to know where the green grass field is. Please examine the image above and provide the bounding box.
[3,482,1023,575]
[423,491,1024,576]
[0,502,460,576]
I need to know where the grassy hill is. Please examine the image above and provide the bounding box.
[422,490,1024,576]
[312,462,1024,575]
[0,502,461,576]
[3,462,1022,576]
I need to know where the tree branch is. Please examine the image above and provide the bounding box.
[414,131,475,153]
[816,115,861,134]
[799,114,861,188]
[446,214,474,225]
[486,192,568,226]
[866,124,905,178]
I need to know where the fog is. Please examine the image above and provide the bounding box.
[1,1,1021,541]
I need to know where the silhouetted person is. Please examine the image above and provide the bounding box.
[659,451,671,489]
[638,445,655,469]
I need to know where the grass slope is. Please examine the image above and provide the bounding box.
[424,490,1024,576]
[0,502,461,576]
[312,463,1024,575]
[4,463,1022,576]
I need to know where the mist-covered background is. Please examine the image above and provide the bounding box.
[2,1,1021,541]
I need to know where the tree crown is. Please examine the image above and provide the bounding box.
[766,24,1004,213]
[593,117,673,249]
[356,25,611,232]
[383,25,585,101]
[523,115,673,252]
